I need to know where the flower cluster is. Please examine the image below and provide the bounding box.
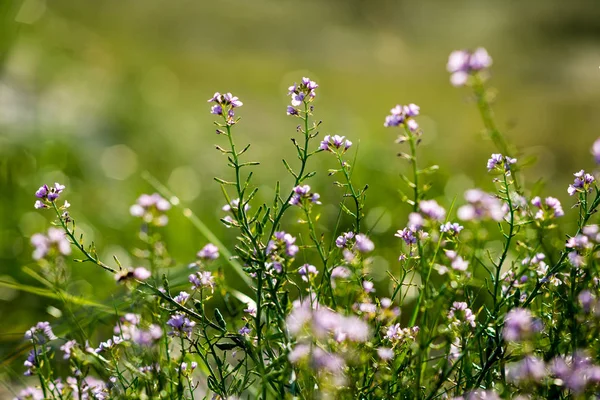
[319,134,352,153]
[286,77,318,116]
[503,308,541,342]
[298,263,318,282]
[113,313,163,346]
[531,196,564,220]
[457,189,505,221]
[189,270,215,291]
[196,243,219,261]
[446,47,493,87]
[265,231,299,273]
[447,302,476,328]
[129,193,171,226]
[383,103,420,130]
[166,313,196,338]
[30,228,71,260]
[34,182,65,209]
[567,170,595,196]
[24,321,57,344]
[289,185,321,206]
[114,266,151,282]
[486,153,517,173]
[208,92,243,124]
[384,323,419,343]
[287,300,370,379]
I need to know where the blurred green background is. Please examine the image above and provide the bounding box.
[1,0,600,371]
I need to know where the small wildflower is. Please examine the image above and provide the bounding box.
[25,321,57,343]
[383,103,420,131]
[189,271,215,291]
[30,228,71,260]
[208,92,243,124]
[503,308,541,342]
[286,77,318,115]
[448,302,476,328]
[298,264,318,282]
[173,291,190,305]
[289,185,321,206]
[115,267,152,283]
[335,232,355,248]
[239,326,251,335]
[592,137,600,164]
[319,134,352,153]
[362,280,375,293]
[447,48,492,87]
[130,193,171,226]
[197,243,219,261]
[60,340,77,359]
[440,222,464,235]
[167,313,196,338]
[486,153,516,172]
[531,196,564,219]
[457,189,505,221]
[355,234,375,253]
[419,199,446,220]
[568,170,595,196]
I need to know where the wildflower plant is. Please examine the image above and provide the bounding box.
[11,49,600,400]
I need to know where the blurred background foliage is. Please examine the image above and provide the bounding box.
[1,0,600,373]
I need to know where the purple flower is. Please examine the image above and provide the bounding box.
[286,77,318,113]
[208,92,242,123]
[457,189,505,222]
[335,232,354,248]
[383,103,420,130]
[447,48,493,87]
[568,170,595,196]
[298,264,318,282]
[385,323,419,342]
[197,243,219,261]
[319,134,352,153]
[239,326,251,335]
[469,47,493,70]
[166,313,196,337]
[419,199,446,221]
[35,184,49,199]
[210,104,223,115]
[395,227,417,245]
[34,183,65,208]
[578,290,595,313]
[377,347,394,361]
[403,103,420,117]
[25,321,57,344]
[362,280,375,293]
[330,266,351,280]
[487,153,517,172]
[133,267,151,280]
[173,291,190,305]
[130,193,171,226]
[15,386,44,400]
[286,105,298,116]
[448,302,476,328]
[531,196,564,219]
[440,222,464,235]
[23,349,41,376]
[30,228,71,260]
[355,233,374,253]
[592,138,600,164]
[550,351,600,394]
[60,340,77,359]
[289,185,321,206]
[503,308,540,342]
[189,271,215,291]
